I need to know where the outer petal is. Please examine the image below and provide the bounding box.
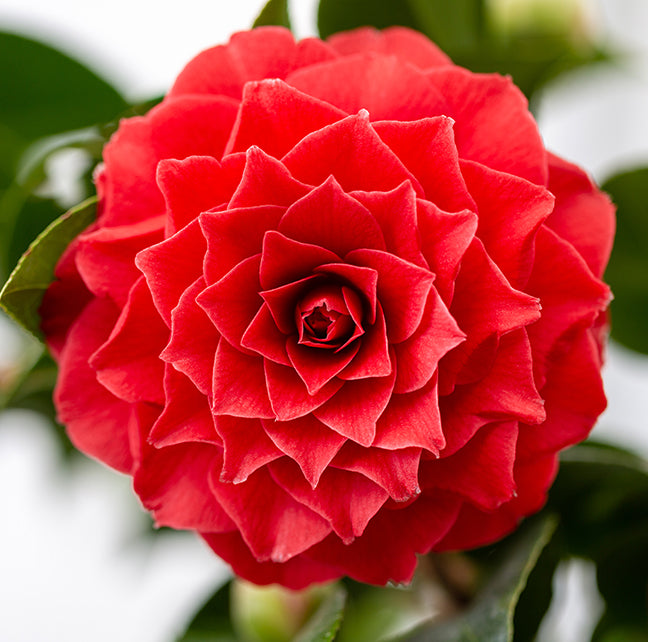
[208,465,331,563]
[545,152,615,278]
[90,277,168,405]
[286,53,447,122]
[426,67,547,186]
[54,297,134,473]
[327,26,452,70]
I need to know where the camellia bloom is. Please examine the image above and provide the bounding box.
[41,26,614,588]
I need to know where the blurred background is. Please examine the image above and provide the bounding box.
[0,0,647,640]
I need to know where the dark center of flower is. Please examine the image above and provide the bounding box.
[296,284,364,350]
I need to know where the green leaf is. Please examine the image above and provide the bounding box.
[176,580,237,642]
[318,0,419,39]
[293,585,347,642]
[0,196,96,339]
[601,167,648,354]
[0,31,127,143]
[253,0,292,29]
[397,515,557,642]
[549,442,648,638]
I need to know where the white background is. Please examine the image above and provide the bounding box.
[0,1,647,640]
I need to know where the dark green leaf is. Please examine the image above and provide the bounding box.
[405,0,485,53]
[0,31,127,143]
[601,167,648,354]
[397,515,557,642]
[549,442,648,638]
[253,0,292,29]
[176,580,237,642]
[0,197,96,339]
[318,0,419,39]
[294,585,347,642]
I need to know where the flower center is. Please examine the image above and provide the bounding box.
[296,284,364,350]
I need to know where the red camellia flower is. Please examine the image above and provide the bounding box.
[41,26,614,588]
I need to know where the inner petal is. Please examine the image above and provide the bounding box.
[296,284,363,350]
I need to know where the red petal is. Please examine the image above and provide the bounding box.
[262,415,346,488]
[327,26,452,70]
[373,376,445,453]
[440,329,546,456]
[339,307,392,380]
[225,79,346,157]
[518,328,606,458]
[259,230,339,290]
[347,248,435,343]
[148,366,220,448]
[211,339,274,419]
[313,369,396,447]
[270,460,388,543]
[526,227,611,384]
[201,530,340,589]
[201,205,284,284]
[157,156,239,234]
[170,27,330,99]
[54,298,135,473]
[374,117,475,213]
[160,278,219,396]
[331,444,422,502]
[197,254,263,353]
[417,200,477,303]
[262,275,323,335]
[282,112,424,195]
[101,95,239,227]
[75,216,164,307]
[461,159,555,287]
[135,442,235,533]
[546,153,615,279]
[441,239,541,392]
[350,182,428,268]
[241,303,291,366]
[393,288,465,394]
[208,465,331,563]
[286,336,359,395]
[265,360,343,421]
[316,262,378,322]
[422,421,518,510]
[229,146,310,209]
[136,218,205,325]
[278,177,386,256]
[286,53,447,121]
[426,67,547,186]
[215,416,283,484]
[90,277,167,404]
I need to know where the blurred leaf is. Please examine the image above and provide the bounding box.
[406,0,485,53]
[601,167,648,354]
[253,0,292,29]
[549,442,648,638]
[318,0,419,39]
[177,580,238,642]
[0,31,127,143]
[293,585,347,642]
[0,197,96,339]
[397,515,557,642]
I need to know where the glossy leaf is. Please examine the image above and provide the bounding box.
[177,580,237,642]
[294,585,347,642]
[318,0,418,39]
[602,168,648,354]
[549,442,648,639]
[253,0,292,29]
[0,31,126,143]
[0,197,96,339]
[398,515,557,642]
